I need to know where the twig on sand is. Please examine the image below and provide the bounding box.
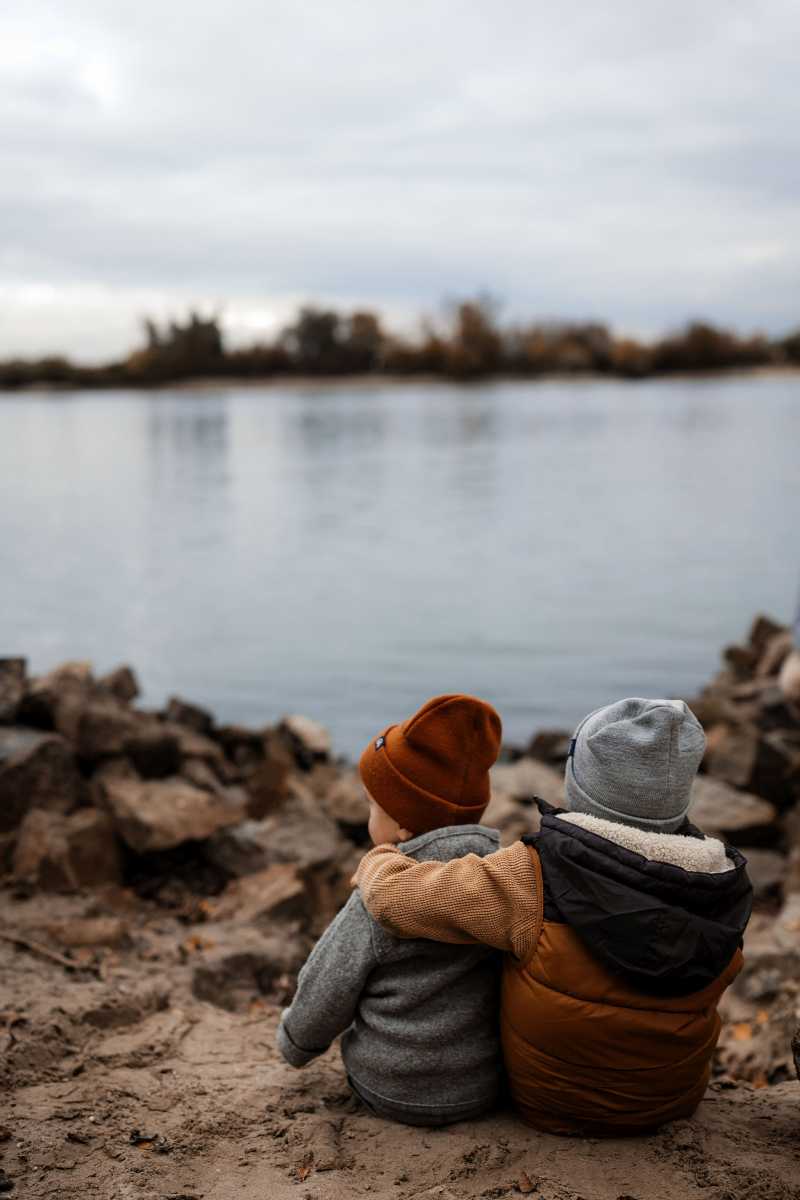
[0,929,99,974]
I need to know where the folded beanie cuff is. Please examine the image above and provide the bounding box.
[565,759,689,833]
[360,725,488,835]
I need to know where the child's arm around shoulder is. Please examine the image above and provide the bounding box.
[277,890,379,1068]
[355,840,542,961]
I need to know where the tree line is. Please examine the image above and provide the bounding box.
[2,299,799,388]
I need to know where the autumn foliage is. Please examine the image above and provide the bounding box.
[1,299,798,389]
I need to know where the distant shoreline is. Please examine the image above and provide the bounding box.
[3,304,799,391]
[4,361,800,395]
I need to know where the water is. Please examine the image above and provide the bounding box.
[1,374,798,756]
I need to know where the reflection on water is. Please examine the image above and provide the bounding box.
[1,375,798,754]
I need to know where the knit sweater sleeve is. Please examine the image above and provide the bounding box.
[276,890,378,1068]
[355,841,542,961]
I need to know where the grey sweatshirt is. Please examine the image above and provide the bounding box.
[276,825,502,1119]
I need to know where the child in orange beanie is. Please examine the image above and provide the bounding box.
[277,694,504,1126]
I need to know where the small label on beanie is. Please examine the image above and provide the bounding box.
[375,736,385,750]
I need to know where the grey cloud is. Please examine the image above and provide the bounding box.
[1,0,799,359]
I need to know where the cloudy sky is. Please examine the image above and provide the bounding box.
[2,0,799,360]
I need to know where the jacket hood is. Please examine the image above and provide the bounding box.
[524,800,753,997]
[401,823,500,864]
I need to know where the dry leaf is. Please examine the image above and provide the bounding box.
[517,1172,536,1194]
[756,1010,769,1025]
[181,934,214,955]
[294,1164,312,1182]
[732,1023,753,1041]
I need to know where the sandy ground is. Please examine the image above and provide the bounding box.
[3,887,799,1200]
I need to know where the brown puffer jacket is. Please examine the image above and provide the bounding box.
[504,804,751,1135]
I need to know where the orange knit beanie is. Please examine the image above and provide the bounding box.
[359,694,502,835]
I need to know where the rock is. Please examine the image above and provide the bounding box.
[19,660,94,735]
[12,807,122,891]
[97,665,140,703]
[0,658,26,723]
[0,832,15,874]
[124,728,181,779]
[688,777,777,842]
[319,769,369,828]
[0,728,83,832]
[244,730,294,819]
[739,849,787,899]
[215,724,264,770]
[248,778,345,869]
[490,758,565,808]
[91,756,140,785]
[723,644,759,679]
[210,864,308,924]
[181,756,223,792]
[752,730,800,809]
[165,695,214,734]
[716,894,800,1085]
[280,714,332,766]
[75,698,141,760]
[100,776,247,853]
[757,631,794,679]
[705,723,759,789]
[770,894,800,951]
[46,916,129,948]
[203,820,276,877]
[748,613,787,656]
[485,758,563,845]
[483,790,538,846]
[779,649,800,705]
[205,780,346,875]
[527,728,572,764]
[191,926,306,1011]
[161,722,225,765]
[68,808,125,887]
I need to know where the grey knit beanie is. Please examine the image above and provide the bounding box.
[564,697,706,833]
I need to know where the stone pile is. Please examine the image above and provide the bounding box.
[684,615,800,1084]
[0,658,366,941]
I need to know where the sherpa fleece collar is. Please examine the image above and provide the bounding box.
[556,810,734,875]
[523,799,753,998]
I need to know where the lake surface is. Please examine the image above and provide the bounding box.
[2,374,798,756]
